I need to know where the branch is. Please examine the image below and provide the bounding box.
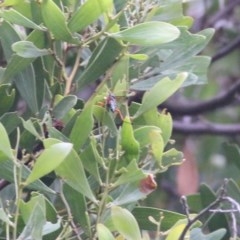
[211,35,240,63]
[162,80,240,116]
[206,0,240,27]
[173,120,240,136]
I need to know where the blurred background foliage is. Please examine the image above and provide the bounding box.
[148,0,240,213]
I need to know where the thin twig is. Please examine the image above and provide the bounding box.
[64,49,81,96]
[173,120,240,136]
[59,180,82,240]
[211,35,240,63]
[179,179,228,240]
[206,0,240,27]
[162,80,240,116]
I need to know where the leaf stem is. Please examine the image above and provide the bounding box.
[64,49,81,96]
[13,128,23,240]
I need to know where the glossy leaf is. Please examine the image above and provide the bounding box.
[97,223,115,240]
[109,21,180,46]
[134,72,188,117]
[40,0,78,43]
[111,206,142,240]
[68,0,113,33]
[0,9,45,30]
[25,142,73,185]
[12,41,50,58]
[121,116,140,162]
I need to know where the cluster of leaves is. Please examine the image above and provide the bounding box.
[0,0,232,239]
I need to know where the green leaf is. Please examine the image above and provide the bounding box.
[79,139,102,184]
[0,123,14,159]
[0,21,20,62]
[134,72,188,117]
[128,53,149,61]
[14,65,39,113]
[166,219,188,240]
[12,41,50,58]
[0,8,45,30]
[63,184,92,238]
[109,21,180,46]
[130,28,214,90]
[93,105,118,136]
[0,158,55,194]
[111,55,129,95]
[55,147,97,202]
[132,207,186,231]
[161,148,184,170]
[112,177,154,206]
[0,207,14,227]
[77,37,123,88]
[52,95,77,120]
[40,0,78,43]
[97,223,115,240]
[190,228,226,240]
[222,142,240,169]
[25,142,73,185]
[0,112,21,135]
[149,129,164,166]
[18,195,46,240]
[69,105,94,151]
[134,126,162,147]
[121,116,140,162]
[112,160,145,187]
[21,118,42,139]
[68,0,113,33]
[199,184,230,238]
[0,84,15,115]
[2,29,46,83]
[44,138,96,202]
[111,206,142,240]
[143,109,173,146]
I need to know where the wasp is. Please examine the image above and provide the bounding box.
[103,92,124,121]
